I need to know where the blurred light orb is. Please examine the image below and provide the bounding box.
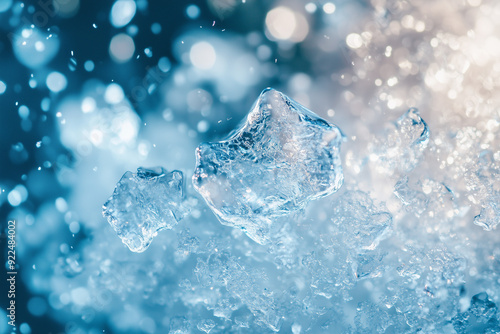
[305,3,317,13]
[110,0,136,28]
[8,184,28,207]
[0,0,12,13]
[265,6,309,43]
[190,41,216,70]
[81,97,96,113]
[41,97,50,111]
[323,2,336,14]
[346,33,363,49]
[186,4,200,19]
[105,83,125,104]
[46,71,68,93]
[127,24,139,36]
[0,80,7,94]
[12,27,60,69]
[69,221,80,234]
[158,57,171,72]
[109,33,135,63]
[151,22,161,34]
[27,297,48,316]
[18,105,29,119]
[19,323,31,334]
[84,60,95,72]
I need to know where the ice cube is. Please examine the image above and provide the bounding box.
[102,167,187,252]
[192,88,344,244]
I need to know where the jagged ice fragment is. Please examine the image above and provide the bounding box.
[193,88,344,244]
[374,107,429,174]
[102,167,187,252]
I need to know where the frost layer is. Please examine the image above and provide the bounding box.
[103,167,186,252]
[193,88,344,244]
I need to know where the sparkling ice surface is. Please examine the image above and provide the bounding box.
[193,88,344,244]
[102,167,186,252]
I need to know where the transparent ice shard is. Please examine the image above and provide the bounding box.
[102,167,187,252]
[192,88,344,244]
[474,198,499,231]
[394,176,428,216]
[373,108,429,174]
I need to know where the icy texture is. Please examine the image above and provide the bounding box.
[453,292,499,333]
[394,176,429,216]
[193,88,344,244]
[102,167,187,252]
[470,150,500,231]
[373,108,429,174]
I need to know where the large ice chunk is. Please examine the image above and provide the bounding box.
[102,167,187,252]
[192,88,344,244]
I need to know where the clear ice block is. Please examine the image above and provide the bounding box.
[102,167,187,252]
[192,88,344,244]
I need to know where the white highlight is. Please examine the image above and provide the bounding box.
[190,42,216,70]
[109,34,135,63]
[46,72,68,93]
[110,0,136,28]
[265,6,309,43]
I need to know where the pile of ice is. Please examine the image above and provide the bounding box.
[99,88,499,333]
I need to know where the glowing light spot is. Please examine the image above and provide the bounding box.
[8,184,28,207]
[41,98,50,111]
[190,41,216,70]
[0,0,13,13]
[109,33,135,63]
[34,41,45,52]
[387,77,398,87]
[81,97,96,113]
[69,221,80,234]
[19,323,31,334]
[84,60,94,72]
[197,120,209,133]
[323,2,336,14]
[0,81,7,94]
[158,57,171,72]
[186,4,200,19]
[18,105,29,119]
[305,3,317,13]
[46,72,67,93]
[346,33,363,49]
[55,197,68,212]
[104,83,124,104]
[117,120,137,142]
[265,6,309,43]
[110,0,136,28]
[151,22,161,34]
